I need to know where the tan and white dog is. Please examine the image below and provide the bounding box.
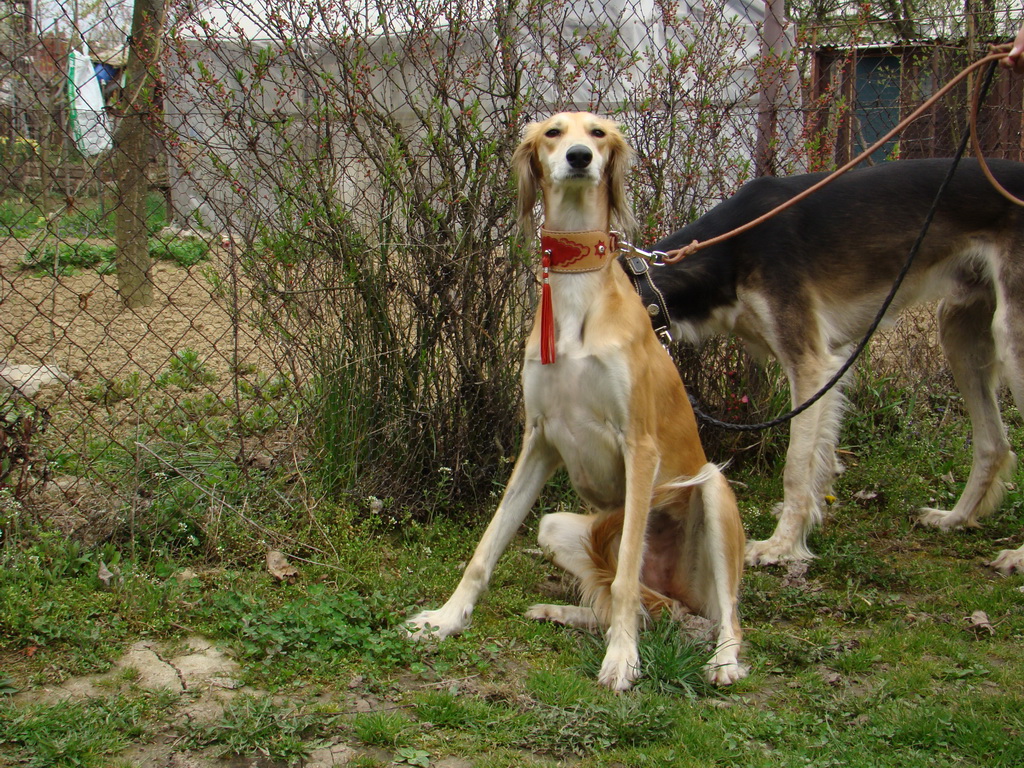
[406,113,746,689]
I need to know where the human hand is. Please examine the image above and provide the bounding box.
[1000,24,1024,74]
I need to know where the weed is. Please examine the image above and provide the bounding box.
[198,585,419,677]
[0,537,181,672]
[0,197,41,236]
[238,401,288,434]
[237,372,292,401]
[20,241,117,275]
[148,235,210,267]
[0,694,155,768]
[0,135,39,163]
[348,756,387,768]
[19,236,207,276]
[525,669,597,709]
[0,401,50,501]
[8,531,120,585]
[0,673,18,695]
[83,372,145,406]
[635,615,718,697]
[412,690,497,729]
[0,487,24,553]
[351,710,410,748]
[523,695,677,757]
[395,747,433,766]
[135,477,208,556]
[181,694,319,762]
[116,666,143,685]
[577,613,716,698]
[155,348,217,391]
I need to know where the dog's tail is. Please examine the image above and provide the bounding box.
[653,462,730,506]
[581,464,725,624]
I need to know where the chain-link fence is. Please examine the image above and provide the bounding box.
[1,0,1022,555]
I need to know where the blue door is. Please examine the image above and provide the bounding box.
[854,55,901,163]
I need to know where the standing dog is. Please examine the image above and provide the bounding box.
[637,158,1024,573]
[407,113,746,689]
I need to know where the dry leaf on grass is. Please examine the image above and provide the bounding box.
[266,550,299,582]
[97,560,117,588]
[965,610,995,636]
[781,561,809,589]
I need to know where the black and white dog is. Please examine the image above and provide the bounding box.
[632,158,1024,573]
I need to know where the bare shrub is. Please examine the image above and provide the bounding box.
[160,0,785,512]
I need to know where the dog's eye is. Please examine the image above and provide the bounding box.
[545,128,561,138]
[591,128,606,138]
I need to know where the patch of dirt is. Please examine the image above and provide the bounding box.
[13,635,243,707]
[11,635,369,767]
[0,238,270,391]
[0,236,301,529]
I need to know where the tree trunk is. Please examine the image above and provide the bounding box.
[755,0,786,177]
[112,0,164,308]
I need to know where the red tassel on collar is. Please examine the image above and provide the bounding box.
[540,253,555,364]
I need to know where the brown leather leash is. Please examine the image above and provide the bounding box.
[971,45,1024,207]
[625,51,1015,433]
[660,43,1024,265]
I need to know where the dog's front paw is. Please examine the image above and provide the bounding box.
[704,651,747,686]
[989,547,1024,575]
[745,535,814,566]
[404,607,468,641]
[918,506,976,531]
[598,630,634,692]
[597,640,640,691]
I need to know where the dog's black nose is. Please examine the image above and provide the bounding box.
[565,144,593,169]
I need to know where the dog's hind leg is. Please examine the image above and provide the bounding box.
[974,256,1024,575]
[406,431,560,639]
[525,511,604,630]
[920,286,1015,534]
[746,354,848,565]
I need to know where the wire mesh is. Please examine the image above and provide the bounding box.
[1,0,1022,552]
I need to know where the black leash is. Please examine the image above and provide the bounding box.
[659,60,1000,433]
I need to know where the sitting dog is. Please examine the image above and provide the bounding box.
[406,112,747,689]
[634,158,1024,572]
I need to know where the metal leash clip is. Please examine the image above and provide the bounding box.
[613,233,669,266]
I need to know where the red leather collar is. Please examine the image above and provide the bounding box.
[540,229,618,272]
[536,229,619,364]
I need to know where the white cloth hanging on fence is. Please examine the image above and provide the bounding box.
[67,48,112,157]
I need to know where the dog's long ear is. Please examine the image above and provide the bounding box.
[606,125,636,236]
[512,122,542,236]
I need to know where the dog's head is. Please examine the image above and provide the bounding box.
[512,112,635,235]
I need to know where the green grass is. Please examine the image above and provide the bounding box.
[6,190,208,275]
[181,694,324,762]
[19,235,210,276]
[2,382,1024,766]
[1,192,166,239]
[40,361,300,565]
[0,692,170,768]
[351,710,412,748]
[0,536,191,675]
